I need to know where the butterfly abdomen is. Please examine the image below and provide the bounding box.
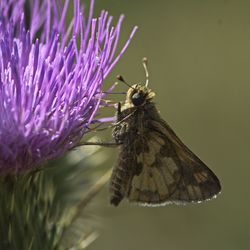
[110,161,129,206]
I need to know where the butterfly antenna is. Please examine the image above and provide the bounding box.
[142,57,149,87]
[117,75,135,90]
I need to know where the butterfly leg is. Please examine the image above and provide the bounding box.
[85,102,133,134]
[78,141,121,147]
[117,102,122,116]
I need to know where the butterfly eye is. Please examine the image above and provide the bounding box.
[131,92,145,106]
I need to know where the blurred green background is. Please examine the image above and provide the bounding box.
[82,1,250,250]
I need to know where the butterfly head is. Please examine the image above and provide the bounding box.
[126,84,155,107]
[118,58,155,108]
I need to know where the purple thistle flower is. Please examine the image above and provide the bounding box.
[0,0,137,173]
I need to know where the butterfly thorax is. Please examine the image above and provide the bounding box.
[113,84,158,144]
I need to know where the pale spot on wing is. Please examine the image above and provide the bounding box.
[141,152,155,166]
[128,167,169,203]
[194,171,208,183]
[139,170,151,202]
[150,139,162,154]
[162,157,179,178]
[202,171,208,177]
[151,168,169,198]
[164,157,178,174]
[193,186,202,199]
[187,185,196,200]
[160,159,175,185]
[129,169,146,201]
[148,173,157,192]
[130,175,141,190]
[128,184,140,201]
[150,133,165,146]
[138,139,162,166]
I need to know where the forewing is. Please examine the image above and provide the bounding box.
[126,118,221,206]
[126,129,182,205]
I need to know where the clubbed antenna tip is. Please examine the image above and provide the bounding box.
[142,57,148,64]
[116,75,135,89]
[116,75,125,82]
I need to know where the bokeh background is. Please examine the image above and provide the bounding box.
[77,1,250,249]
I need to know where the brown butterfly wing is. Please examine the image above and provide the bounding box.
[126,129,182,205]
[149,118,221,204]
[110,103,221,206]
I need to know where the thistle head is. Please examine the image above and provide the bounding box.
[0,0,137,173]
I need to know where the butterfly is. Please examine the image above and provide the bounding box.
[109,58,221,206]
